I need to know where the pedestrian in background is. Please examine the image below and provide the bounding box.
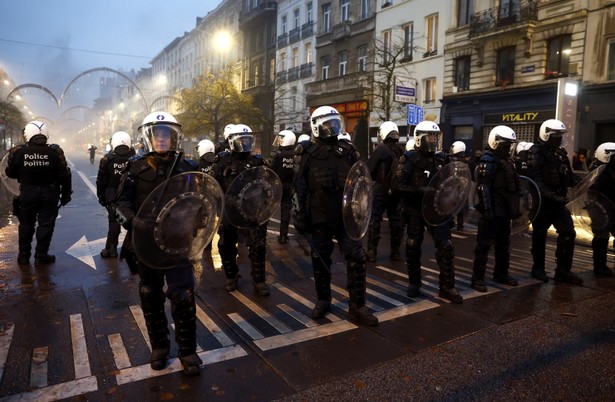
[96,131,134,258]
[293,106,378,326]
[266,130,296,244]
[449,141,468,231]
[6,121,72,266]
[471,125,520,292]
[112,111,202,376]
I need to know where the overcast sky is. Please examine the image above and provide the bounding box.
[1,0,219,92]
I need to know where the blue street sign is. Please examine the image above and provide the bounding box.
[407,104,424,125]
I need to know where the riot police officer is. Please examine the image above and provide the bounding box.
[366,121,404,262]
[112,111,202,376]
[527,119,582,284]
[215,124,235,155]
[196,139,216,175]
[267,130,296,244]
[589,142,615,277]
[6,121,72,266]
[294,106,378,326]
[212,124,270,296]
[449,141,468,231]
[471,126,520,292]
[96,131,135,258]
[394,121,463,304]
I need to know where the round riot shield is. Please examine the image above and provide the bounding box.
[225,166,282,229]
[133,172,224,269]
[0,154,20,197]
[567,164,606,204]
[422,161,472,226]
[343,160,373,241]
[511,176,541,234]
[569,189,615,235]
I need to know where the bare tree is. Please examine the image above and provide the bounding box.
[0,101,26,152]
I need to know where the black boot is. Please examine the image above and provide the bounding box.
[437,240,463,304]
[101,243,118,258]
[311,249,332,319]
[222,258,240,291]
[593,238,614,277]
[251,260,270,296]
[171,289,202,376]
[34,254,56,266]
[366,227,378,262]
[347,259,379,327]
[139,286,170,371]
[472,243,488,293]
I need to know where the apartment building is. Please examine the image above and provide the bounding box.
[441,0,588,154]
[372,0,450,146]
[239,0,278,155]
[305,0,376,157]
[275,0,317,134]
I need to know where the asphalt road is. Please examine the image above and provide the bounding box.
[0,151,613,401]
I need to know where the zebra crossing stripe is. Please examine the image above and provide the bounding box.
[129,305,151,350]
[1,376,98,402]
[271,283,341,322]
[228,312,264,340]
[30,346,48,388]
[276,303,319,328]
[230,290,293,334]
[70,314,91,379]
[254,320,357,351]
[108,334,131,369]
[195,305,235,347]
[0,323,14,382]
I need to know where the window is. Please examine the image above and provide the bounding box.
[358,45,368,71]
[454,126,473,140]
[426,14,439,55]
[424,77,437,103]
[496,46,516,85]
[341,0,350,22]
[292,47,299,68]
[323,3,332,33]
[383,29,392,64]
[306,42,312,64]
[608,40,615,80]
[546,35,572,78]
[454,56,471,91]
[307,2,313,22]
[499,0,520,20]
[281,15,287,34]
[321,55,330,79]
[280,52,287,71]
[339,51,348,76]
[403,23,414,60]
[270,58,275,83]
[458,0,474,26]
[294,9,300,29]
[360,0,370,20]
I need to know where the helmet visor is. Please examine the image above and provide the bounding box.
[316,116,343,138]
[416,132,441,153]
[231,134,254,153]
[141,123,182,153]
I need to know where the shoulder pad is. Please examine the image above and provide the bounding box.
[480,152,495,163]
[129,153,145,162]
[48,144,64,154]
[294,142,310,156]
[217,150,231,160]
[9,144,25,154]
[184,158,198,169]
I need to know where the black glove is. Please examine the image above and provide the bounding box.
[293,211,310,235]
[60,195,71,206]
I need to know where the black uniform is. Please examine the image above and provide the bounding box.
[366,140,404,261]
[96,145,135,258]
[6,136,72,265]
[527,142,581,283]
[449,152,469,230]
[197,152,215,175]
[212,151,269,295]
[112,151,201,371]
[471,150,521,291]
[266,145,295,243]
[589,161,615,276]
[294,136,378,326]
[394,149,463,303]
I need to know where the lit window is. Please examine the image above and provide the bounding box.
[426,14,439,54]
[496,46,515,85]
[424,77,437,103]
[546,35,572,78]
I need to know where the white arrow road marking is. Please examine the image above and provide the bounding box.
[66,233,126,270]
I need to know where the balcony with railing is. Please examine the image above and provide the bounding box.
[469,0,537,38]
[300,62,314,78]
[239,1,277,27]
[288,28,300,45]
[276,71,287,85]
[301,22,314,38]
[331,21,352,41]
[277,33,288,48]
[305,72,370,97]
[287,66,300,82]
